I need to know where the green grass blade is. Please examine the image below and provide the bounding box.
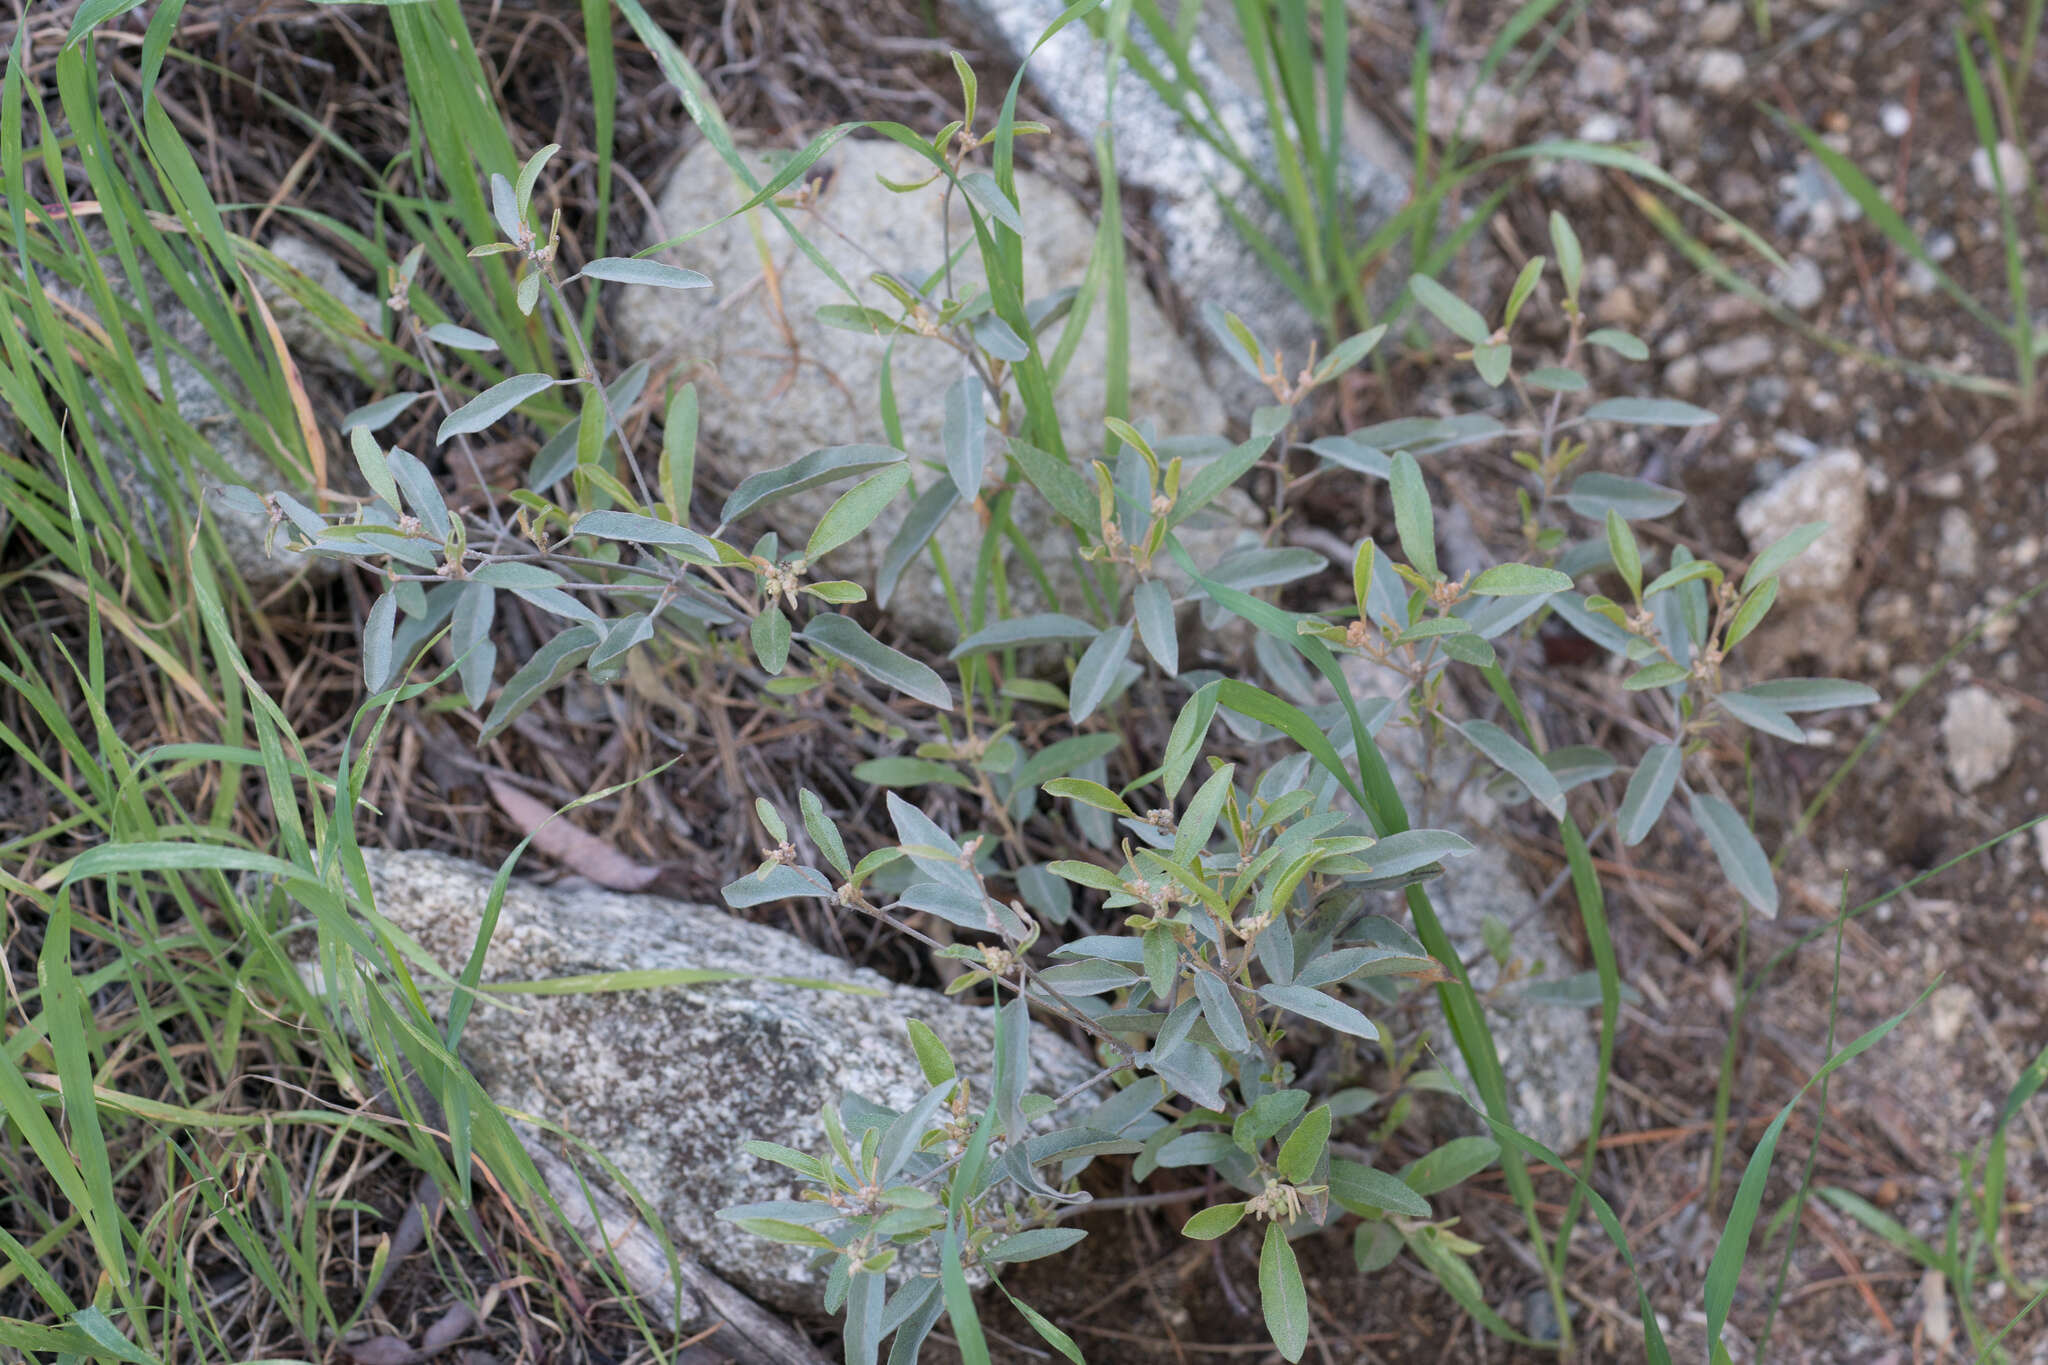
[1704,981,1939,1355]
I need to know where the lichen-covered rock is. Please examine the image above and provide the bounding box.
[617,136,1232,639]
[345,848,1100,1311]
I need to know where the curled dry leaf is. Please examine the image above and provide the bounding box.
[487,776,661,891]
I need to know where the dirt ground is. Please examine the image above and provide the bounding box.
[14,0,2048,1360]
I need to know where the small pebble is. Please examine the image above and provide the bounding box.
[1938,507,1980,579]
[1700,333,1774,376]
[1941,686,2017,793]
[1653,95,1698,147]
[1772,430,1820,459]
[1578,112,1625,144]
[1698,2,1744,42]
[1663,354,1701,397]
[1971,142,2031,193]
[1770,255,1826,312]
[1966,441,1999,480]
[1923,470,1966,499]
[1696,49,1746,95]
[1881,102,1912,137]
[1575,50,1630,100]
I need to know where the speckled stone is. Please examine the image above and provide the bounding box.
[953,0,1409,401]
[618,137,1236,640]
[1736,449,1868,599]
[342,848,1100,1311]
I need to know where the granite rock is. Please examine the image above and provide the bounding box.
[1736,449,1867,599]
[341,848,1101,1312]
[618,137,1234,638]
[954,0,1409,399]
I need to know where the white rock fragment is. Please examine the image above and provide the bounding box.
[1698,3,1744,42]
[1577,112,1626,144]
[1881,102,1912,137]
[1928,983,1976,1045]
[1941,686,2017,792]
[1938,506,1980,579]
[1696,49,1747,95]
[1700,333,1775,376]
[1770,255,1826,313]
[1972,142,2031,193]
[1736,449,1869,598]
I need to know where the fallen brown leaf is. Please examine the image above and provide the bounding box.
[487,777,661,892]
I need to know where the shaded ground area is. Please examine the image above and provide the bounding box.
[5,0,2046,1361]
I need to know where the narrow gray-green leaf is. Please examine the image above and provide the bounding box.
[437,373,556,442]
[1473,341,1512,386]
[1456,720,1564,818]
[350,426,401,509]
[1562,472,1686,522]
[1132,580,1178,675]
[1717,692,1807,742]
[480,624,600,742]
[1408,273,1491,345]
[1618,743,1682,846]
[878,479,959,609]
[808,464,911,561]
[1742,521,1828,594]
[721,444,905,524]
[958,172,1024,234]
[951,613,1098,659]
[1525,366,1587,392]
[1692,792,1778,916]
[385,448,450,540]
[571,510,719,562]
[341,390,428,434]
[1467,563,1572,596]
[1069,623,1132,724]
[576,256,713,290]
[363,593,398,692]
[1259,984,1378,1041]
[1389,451,1438,580]
[1192,969,1249,1054]
[1259,1222,1309,1362]
[985,1228,1087,1264]
[1585,328,1648,360]
[424,323,499,352]
[943,373,987,499]
[1582,397,1718,428]
[1738,678,1879,712]
[802,614,952,710]
[1329,1159,1431,1217]
[751,606,791,673]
